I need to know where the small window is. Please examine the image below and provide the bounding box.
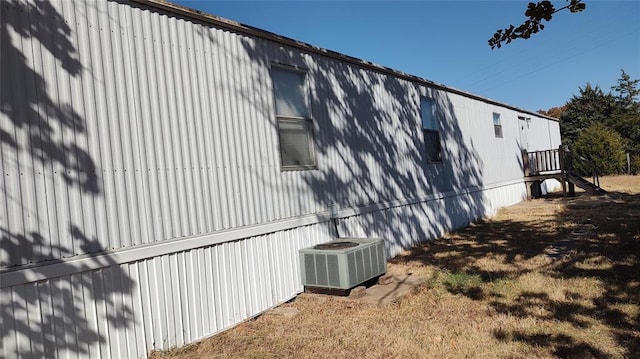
[271,66,316,170]
[493,112,503,138]
[421,98,442,163]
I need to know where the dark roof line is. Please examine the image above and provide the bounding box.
[132,0,558,122]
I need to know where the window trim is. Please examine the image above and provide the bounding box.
[270,64,318,171]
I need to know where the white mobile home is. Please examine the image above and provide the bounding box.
[0,0,560,357]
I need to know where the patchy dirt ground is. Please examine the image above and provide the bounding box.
[151,176,640,359]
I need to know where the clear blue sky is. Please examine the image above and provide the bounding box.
[174,1,640,112]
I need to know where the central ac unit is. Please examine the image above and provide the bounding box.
[299,238,387,290]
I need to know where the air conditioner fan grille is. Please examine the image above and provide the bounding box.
[313,241,358,250]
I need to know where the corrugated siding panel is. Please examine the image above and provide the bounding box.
[134,223,329,350]
[2,0,285,266]
[0,0,563,268]
[1,223,331,358]
[2,0,562,356]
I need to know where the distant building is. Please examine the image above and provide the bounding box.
[0,0,560,357]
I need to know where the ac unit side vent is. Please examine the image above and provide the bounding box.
[300,238,387,290]
[327,254,340,287]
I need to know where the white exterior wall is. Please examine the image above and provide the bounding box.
[1,223,332,358]
[1,0,561,357]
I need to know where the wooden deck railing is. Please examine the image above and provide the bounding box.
[522,148,562,176]
[522,145,603,197]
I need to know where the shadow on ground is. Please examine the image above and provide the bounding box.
[390,190,640,358]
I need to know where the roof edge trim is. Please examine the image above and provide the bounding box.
[131,0,558,122]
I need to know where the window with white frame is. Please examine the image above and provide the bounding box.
[493,112,503,138]
[421,97,442,163]
[271,66,316,170]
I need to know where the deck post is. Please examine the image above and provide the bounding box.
[562,145,576,197]
[522,149,532,199]
[558,145,566,196]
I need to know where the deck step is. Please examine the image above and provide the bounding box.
[567,174,607,195]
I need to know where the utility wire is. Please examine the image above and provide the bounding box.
[458,2,631,90]
[473,28,640,94]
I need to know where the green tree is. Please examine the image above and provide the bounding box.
[556,70,639,174]
[489,0,586,49]
[573,123,627,175]
[560,83,616,145]
[606,108,640,155]
[611,69,640,109]
[607,70,640,155]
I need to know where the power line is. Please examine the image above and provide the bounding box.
[473,28,640,94]
[457,2,633,90]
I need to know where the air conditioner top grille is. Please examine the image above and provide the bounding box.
[300,238,387,290]
[313,241,359,250]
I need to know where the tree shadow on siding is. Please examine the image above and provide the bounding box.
[239,37,487,256]
[1,1,134,357]
[311,62,487,255]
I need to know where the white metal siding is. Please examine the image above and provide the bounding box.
[1,0,560,268]
[1,223,331,358]
[1,0,561,357]
[336,182,527,258]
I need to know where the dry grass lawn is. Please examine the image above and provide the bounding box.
[152,176,640,359]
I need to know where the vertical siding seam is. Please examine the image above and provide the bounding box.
[184,24,209,235]
[234,37,255,226]
[201,28,226,231]
[145,9,168,241]
[222,31,243,228]
[22,3,43,264]
[174,18,196,237]
[122,1,153,246]
[109,0,135,250]
[200,30,218,233]
[185,21,205,235]
[116,2,142,249]
[92,0,117,251]
[158,14,179,239]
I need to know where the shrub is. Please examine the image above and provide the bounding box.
[572,123,627,176]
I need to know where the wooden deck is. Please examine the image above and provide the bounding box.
[522,146,606,198]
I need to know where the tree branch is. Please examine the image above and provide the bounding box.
[489,0,586,49]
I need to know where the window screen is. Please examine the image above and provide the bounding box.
[271,66,316,169]
[421,98,442,163]
[421,98,437,130]
[272,69,308,118]
[278,120,314,167]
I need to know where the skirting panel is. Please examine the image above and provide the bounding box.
[1,223,332,359]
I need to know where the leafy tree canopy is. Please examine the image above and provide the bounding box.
[545,70,640,162]
[489,0,586,49]
[607,71,640,155]
[573,123,627,175]
[611,69,640,110]
[560,83,615,145]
